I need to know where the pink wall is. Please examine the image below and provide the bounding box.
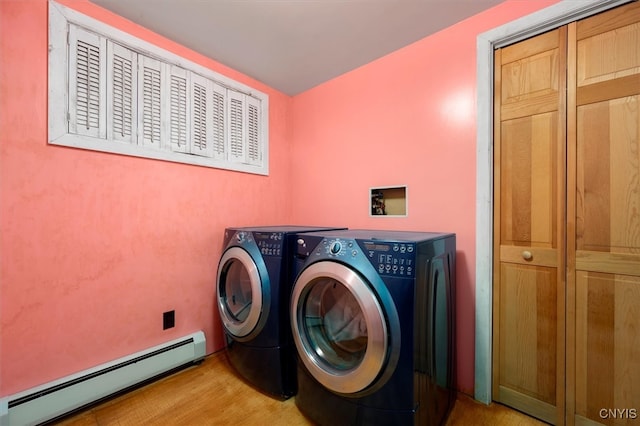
[290,0,558,394]
[0,0,292,395]
[0,0,560,399]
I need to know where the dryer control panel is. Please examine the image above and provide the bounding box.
[307,238,361,260]
[253,231,284,257]
[358,240,416,277]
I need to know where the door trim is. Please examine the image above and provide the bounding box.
[474,0,633,405]
[290,261,389,395]
[217,246,264,339]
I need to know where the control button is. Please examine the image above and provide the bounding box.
[297,238,305,246]
[393,244,399,252]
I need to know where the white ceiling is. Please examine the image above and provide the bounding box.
[90,0,505,96]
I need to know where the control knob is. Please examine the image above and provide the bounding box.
[329,241,342,255]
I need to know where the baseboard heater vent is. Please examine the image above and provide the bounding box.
[0,331,206,426]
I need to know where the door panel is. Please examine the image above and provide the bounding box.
[501,30,562,121]
[499,263,557,405]
[571,4,640,424]
[500,113,558,248]
[574,272,640,426]
[576,97,640,256]
[576,9,640,87]
[493,27,566,425]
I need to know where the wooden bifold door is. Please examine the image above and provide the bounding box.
[493,2,640,425]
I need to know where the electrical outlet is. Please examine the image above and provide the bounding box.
[163,310,175,330]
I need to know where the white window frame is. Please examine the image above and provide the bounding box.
[48,0,269,175]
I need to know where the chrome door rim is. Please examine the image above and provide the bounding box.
[217,246,262,338]
[291,261,388,394]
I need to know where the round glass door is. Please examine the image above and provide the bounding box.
[217,247,263,339]
[291,261,388,394]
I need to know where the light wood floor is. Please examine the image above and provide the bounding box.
[54,351,546,425]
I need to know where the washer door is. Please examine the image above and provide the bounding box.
[217,246,265,340]
[291,261,389,395]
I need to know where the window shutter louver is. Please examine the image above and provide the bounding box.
[107,42,137,144]
[228,90,245,162]
[169,66,189,153]
[190,74,213,157]
[68,25,106,138]
[138,55,164,149]
[192,83,207,150]
[212,83,226,160]
[247,96,261,165]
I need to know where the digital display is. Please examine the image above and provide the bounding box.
[255,232,281,241]
[363,242,390,252]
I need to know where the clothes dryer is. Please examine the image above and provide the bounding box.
[216,226,345,399]
[291,229,456,425]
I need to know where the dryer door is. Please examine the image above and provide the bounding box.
[291,261,389,395]
[217,246,264,340]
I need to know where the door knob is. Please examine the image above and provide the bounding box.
[522,250,533,260]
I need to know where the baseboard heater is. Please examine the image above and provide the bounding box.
[0,331,206,426]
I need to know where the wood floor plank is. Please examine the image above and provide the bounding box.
[53,351,544,425]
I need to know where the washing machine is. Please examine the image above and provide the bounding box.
[290,229,456,425]
[216,226,345,399]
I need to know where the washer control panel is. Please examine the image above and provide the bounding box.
[253,231,284,257]
[359,241,416,277]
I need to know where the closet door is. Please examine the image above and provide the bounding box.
[493,27,567,425]
[569,2,640,424]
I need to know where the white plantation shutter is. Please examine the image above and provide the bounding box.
[168,66,189,153]
[107,42,137,144]
[68,25,106,138]
[228,90,245,162]
[50,4,268,174]
[226,91,263,165]
[138,55,164,149]
[190,74,213,157]
[211,83,226,160]
[246,96,261,166]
